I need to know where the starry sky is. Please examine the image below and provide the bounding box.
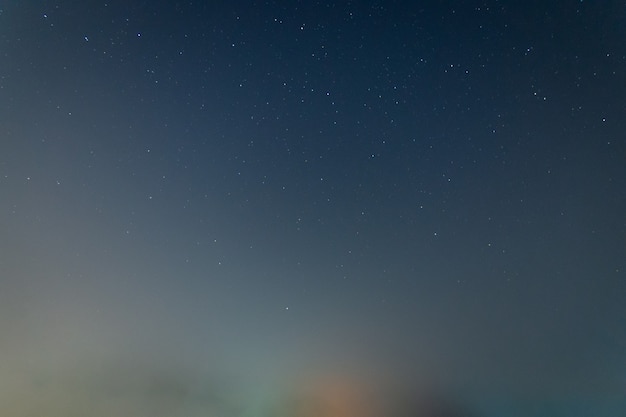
[1,1,625,416]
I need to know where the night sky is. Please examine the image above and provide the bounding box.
[1,1,625,416]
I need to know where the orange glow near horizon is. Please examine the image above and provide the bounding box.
[285,373,383,417]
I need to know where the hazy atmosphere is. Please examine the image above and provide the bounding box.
[1,1,625,416]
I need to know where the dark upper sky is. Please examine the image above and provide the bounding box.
[1,1,625,416]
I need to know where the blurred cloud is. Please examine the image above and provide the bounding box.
[0,349,484,417]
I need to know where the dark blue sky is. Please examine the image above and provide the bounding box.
[1,1,625,416]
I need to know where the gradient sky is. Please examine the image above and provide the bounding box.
[1,1,625,416]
